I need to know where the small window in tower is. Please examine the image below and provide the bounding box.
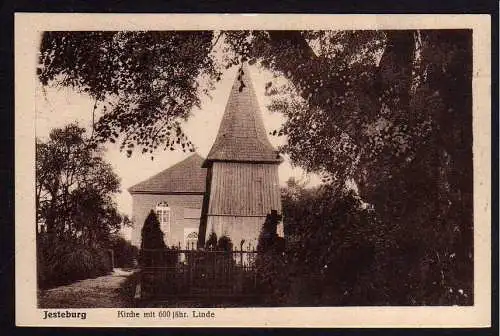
[155,201,171,245]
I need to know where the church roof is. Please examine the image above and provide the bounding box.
[128,153,207,194]
[204,64,282,166]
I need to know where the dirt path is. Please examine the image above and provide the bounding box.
[38,268,137,308]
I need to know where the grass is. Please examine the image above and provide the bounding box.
[118,269,140,307]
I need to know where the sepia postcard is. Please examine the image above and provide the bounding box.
[15,13,491,327]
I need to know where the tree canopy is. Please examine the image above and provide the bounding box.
[36,123,122,244]
[39,31,222,157]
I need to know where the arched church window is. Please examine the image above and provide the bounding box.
[155,202,171,245]
[185,231,198,249]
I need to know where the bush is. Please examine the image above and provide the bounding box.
[255,211,288,304]
[253,185,393,306]
[205,231,218,250]
[108,235,139,269]
[37,236,112,289]
[140,210,165,250]
[140,210,166,267]
[281,187,391,305]
[217,235,233,252]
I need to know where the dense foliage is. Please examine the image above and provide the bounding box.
[280,181,393,305]
[108,234,139,269]
[255,211,287,304]
[38,30,473,305]
[140,210,166,250]
[36,124,124,288]
[139,210,168,268]
[37,239,112,288]
[216,235,234,252]
[205,231,218,250]
[39,31,222,158]
[36,124,122,242]
[257,179,470,306]
[203,232,236,252]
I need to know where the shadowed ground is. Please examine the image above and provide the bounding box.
[38,268,137,308]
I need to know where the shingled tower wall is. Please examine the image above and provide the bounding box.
[199,64,283,249]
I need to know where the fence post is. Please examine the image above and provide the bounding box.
[189,249,193,296]
[253,246,257,290]
[240,240,244,266]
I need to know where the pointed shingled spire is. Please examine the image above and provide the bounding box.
[204,64,282,166]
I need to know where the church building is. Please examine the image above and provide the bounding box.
[129,65,283,249]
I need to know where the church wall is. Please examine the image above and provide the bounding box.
[131,193,204,248]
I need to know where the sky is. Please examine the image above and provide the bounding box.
[35,63,322,225]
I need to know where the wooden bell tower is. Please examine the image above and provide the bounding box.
[199,64,283,249]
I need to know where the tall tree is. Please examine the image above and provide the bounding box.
[140,210,166,250]
[36,123,122,244]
